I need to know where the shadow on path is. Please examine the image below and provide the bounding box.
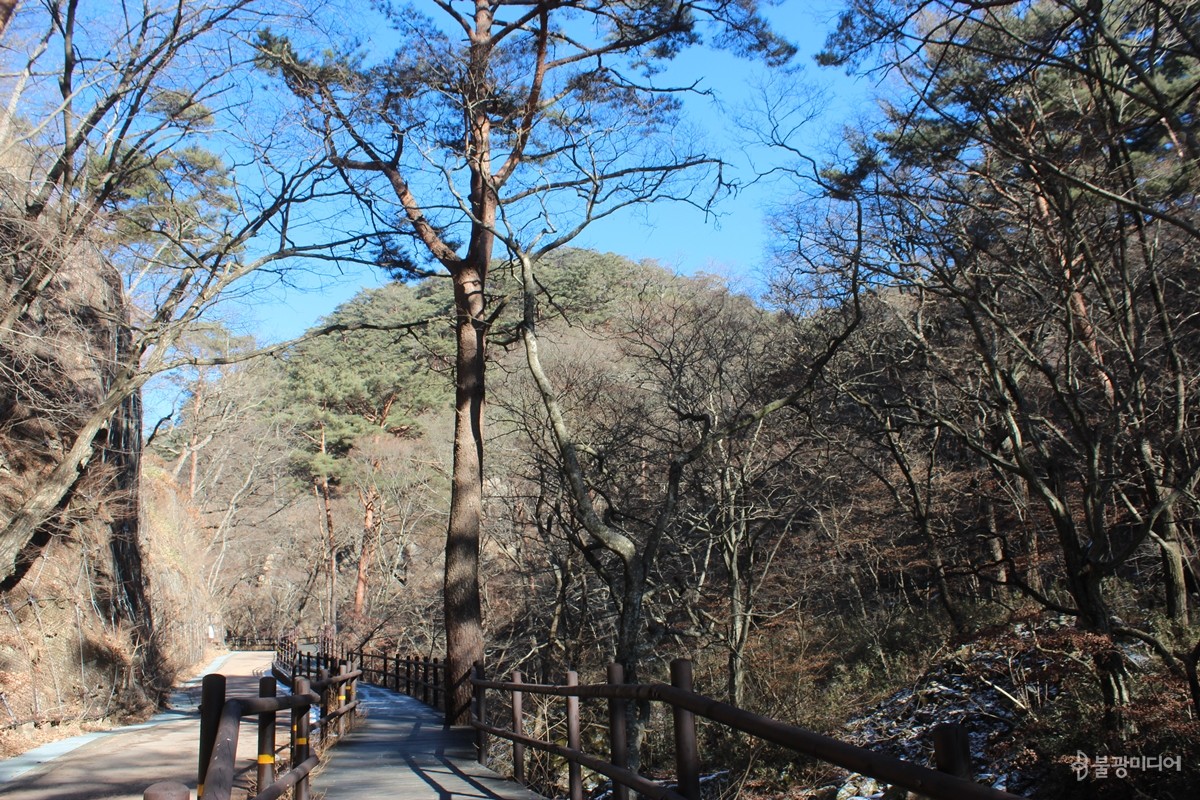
[317,684,545,800]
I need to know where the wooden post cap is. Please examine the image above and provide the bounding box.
[143,781,190,800]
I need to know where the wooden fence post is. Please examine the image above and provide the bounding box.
[318,667,332,745]
[473,661,487,765]
[257,676,276,791]
[567,670,583,800]
[294,676,312,800]
[607,663,630,800]
[143,782,189,800]
[670,659,701,800]
[290,686,299,770]
[423,656,432,705]
[433,657,442,711]
[933,723,971,778]
[405,655,413,696]
[198,673,225,799]
[337,662,349,737]
[511,670,526,784]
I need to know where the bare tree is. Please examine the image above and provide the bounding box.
[515,250,862,759]
[809,0,1200,728]
[259,0,794,722]
[0,0,379,587]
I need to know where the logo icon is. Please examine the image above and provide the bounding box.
[1071,751,1090,781]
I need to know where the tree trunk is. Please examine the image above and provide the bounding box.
[0,1,17,40]
[353,490,377,617]
[1158,509,1190,625]
[985,499,1008,597]
[725,529,749,707]
[543,545,573,682]
[1005,479,1044,595]
[1095,646,1134,737]
[615,563,649,775]
[0,370,137,585]
[324,477,336,633]
[313,472,337,637]
[929,545,962,632]
[1021,523,1043,595]
[443,263,486,725]
[1030,479,1139,733]
[728,648,746,710]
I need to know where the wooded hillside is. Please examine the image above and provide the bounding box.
[159,244,1198,796]
[0,1,1197,798]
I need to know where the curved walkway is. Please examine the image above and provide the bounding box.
[0,651,273,800]
[2,651,544,800]
[1,651,544,800]
[319,683,544,799]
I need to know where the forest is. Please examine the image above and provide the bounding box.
[0,0,1198,798]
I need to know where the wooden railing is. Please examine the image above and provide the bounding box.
[225,633,318,652]
[268,635,320,669]
[198,661,360,800]
[353,650,447,712]
[196,642,1029,800]
[345,647,1027,800]
[142,645,361,800]
[462,659,1028,800]
[223,635,278,651]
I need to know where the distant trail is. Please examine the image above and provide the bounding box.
[0,651,273,800]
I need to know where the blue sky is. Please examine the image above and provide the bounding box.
[240,0,872,343]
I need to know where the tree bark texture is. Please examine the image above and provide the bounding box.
[354,489,378,617]
[444,263,487,725]
[1156,508,1190,626]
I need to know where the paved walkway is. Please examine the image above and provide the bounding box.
[318,683,544,799]
[0,651,274,800]
[2,652,544,800]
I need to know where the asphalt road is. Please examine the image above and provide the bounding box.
[0,651,276,800]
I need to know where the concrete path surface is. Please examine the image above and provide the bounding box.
[0,651,546,800]
[317,683,545,800]
[0,651,275,800]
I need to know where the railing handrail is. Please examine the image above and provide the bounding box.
[466,660,1026,800]
[223,636,279,649]
[195,659,362,800]
[345,646,1025,800]
[472,718,688,800]
[346,650,448,715]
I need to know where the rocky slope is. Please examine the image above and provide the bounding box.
[822,616,1197,800]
